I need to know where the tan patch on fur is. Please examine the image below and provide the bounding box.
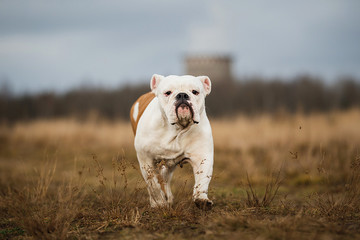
[130,92,155,135]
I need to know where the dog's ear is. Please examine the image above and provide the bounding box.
[198,76,211,96]
[150,74,164,93]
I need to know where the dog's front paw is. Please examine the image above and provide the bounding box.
[194,198,213,211]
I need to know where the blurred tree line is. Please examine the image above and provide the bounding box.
[1,75,360,123]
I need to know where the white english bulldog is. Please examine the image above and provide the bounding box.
[130,74,214,210]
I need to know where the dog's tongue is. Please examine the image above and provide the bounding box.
[177,103,191,119]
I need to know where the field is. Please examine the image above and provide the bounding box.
[1,110,360,239]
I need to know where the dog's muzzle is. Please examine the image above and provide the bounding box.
[171,92,198,127]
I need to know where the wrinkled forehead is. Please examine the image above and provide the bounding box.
[158,75,202,92]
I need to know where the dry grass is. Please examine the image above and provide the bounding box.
[2,161,84,239]
[245,169,282,208]
[307,157,360,221]
[0,109,360,239]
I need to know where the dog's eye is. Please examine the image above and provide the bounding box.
[164,91,172,96]
[192,90,199,95]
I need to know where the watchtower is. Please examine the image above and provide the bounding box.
[185,55,233,83]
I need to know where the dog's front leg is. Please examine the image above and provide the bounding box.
[189,154,214,210]
[137,154,172,207]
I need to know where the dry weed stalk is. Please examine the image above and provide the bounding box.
[245,168,283,208]
[90,153,144,229]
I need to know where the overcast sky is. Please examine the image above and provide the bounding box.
[0,0,359,93]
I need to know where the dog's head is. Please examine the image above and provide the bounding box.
[150,74,211,128]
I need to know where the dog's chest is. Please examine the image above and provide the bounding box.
[146,130,190,160]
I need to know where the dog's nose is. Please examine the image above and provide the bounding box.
[176,92,189,101]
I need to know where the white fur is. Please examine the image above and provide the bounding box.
[135,75,214,207]
[132,102,139,121]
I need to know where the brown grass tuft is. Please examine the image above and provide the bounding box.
[308,156,360,221]
[2,161,84,239]
[245,168,283,208]
[87,152,146,231]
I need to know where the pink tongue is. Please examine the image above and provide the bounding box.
[177,104,191,118]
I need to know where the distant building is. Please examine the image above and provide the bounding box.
[185,55,233,83]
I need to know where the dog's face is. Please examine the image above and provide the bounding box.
[150,75,211,128]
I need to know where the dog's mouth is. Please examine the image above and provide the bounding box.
[172,100,198,127]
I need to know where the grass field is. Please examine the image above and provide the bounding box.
[1,110,360,239]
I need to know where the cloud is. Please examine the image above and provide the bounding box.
[0,0,359,93]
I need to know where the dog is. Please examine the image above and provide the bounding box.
[130,74,214,210]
